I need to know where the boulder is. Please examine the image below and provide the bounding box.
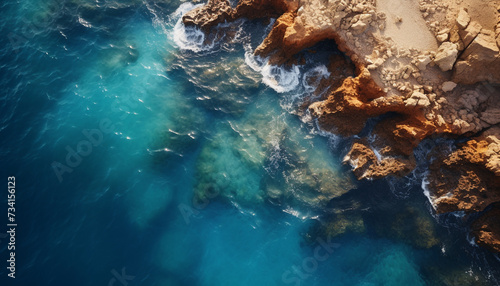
[442,81,457,92]
[405,91,430,107]
[456,8,470,30]
[434,42,458,71]
[458,21,482,47]
[453,32,500,84]
[416,55,432,70]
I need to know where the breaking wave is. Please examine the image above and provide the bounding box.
[171,3,216,52]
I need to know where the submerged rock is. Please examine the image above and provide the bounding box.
[193,102,355,208]
[263,131,356,208]
[193,127,266,205]
[370,205,440,249]
[323,213,366,238]
[427,129,500,215]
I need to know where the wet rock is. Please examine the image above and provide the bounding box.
[427,130,500,223]
[471,203,500,253]
[182,0,233,32]
[343,140,416,179]
[323,213,366,238]
[382,207,440,249]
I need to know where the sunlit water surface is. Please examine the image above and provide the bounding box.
[1,1,499,285]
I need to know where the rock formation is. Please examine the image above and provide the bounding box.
[182,0,233,32]
[181,0,500,252]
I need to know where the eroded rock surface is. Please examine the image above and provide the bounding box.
[180,0,500,252]
[427,128,500,214]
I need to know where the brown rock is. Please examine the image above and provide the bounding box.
[309,68,390,136]
[434,42,458,71]
[472,203,500,253]
[178,0,500,253]
[453,32,500,84]
[343,140,416,179]
[233,0,291,20]
[253,11,298,65]
[427,138,500,214]
[182,0,233,32]
[456,8,471,30]
[458,21,481,47]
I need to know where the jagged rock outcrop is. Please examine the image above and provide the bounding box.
[427,127,500,250]
[309,68,391,136]
[182,0,293,33]
[454,31,500,84]
[179,0,500,252]
[182,0,233,32]
[472,203,500,253]
[232,0,291,20]
[343,140,416,180]
[427,132,500,214]
[452,8,500,84]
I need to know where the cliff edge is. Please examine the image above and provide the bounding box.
[182,0,500,252]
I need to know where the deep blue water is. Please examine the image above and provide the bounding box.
[1,1,500,285]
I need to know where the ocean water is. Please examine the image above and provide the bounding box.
[1,1,500,285]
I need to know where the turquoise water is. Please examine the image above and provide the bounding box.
[1,0,499,285]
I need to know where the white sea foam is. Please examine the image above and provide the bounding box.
[262,64,301,93]
[283,207,313,220]
[466,233,478,247]
[244,46,301,93]
[421,174,437,210]
[302,65,330,93]
[244,45,265,72]
[171,3,216,52]
[386,176,413,199]
[451,211,466,218]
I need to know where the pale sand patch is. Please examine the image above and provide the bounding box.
[377,0,438,51]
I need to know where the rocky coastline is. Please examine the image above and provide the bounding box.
[182,0,500,252]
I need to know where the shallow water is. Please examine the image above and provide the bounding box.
[1,1,499,285]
